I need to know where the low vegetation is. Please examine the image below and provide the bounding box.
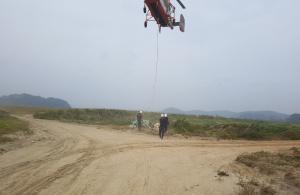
[0,106,53,115]
[33,109,300,140]
[238,181,276,195]
[172,118,300,140]
[236,148,300,194]
[0,110,30,143]
[34,109,153,126]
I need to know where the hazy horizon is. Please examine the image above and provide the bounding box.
[0,93,298,115]
[1,0,299,114]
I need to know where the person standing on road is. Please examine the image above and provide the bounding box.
[159,113,165,140]
[164,114,169,133]
[159,114,168,140]
[137,111,143,131]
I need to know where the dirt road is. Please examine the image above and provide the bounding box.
[1,116,300,195]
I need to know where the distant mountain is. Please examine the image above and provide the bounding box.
[0,94,71,109]
[235,111,289,122]
[163,108,238,118]
[162,107,290,122]
[186,110,237,118]
[162,107,185,115]
[287,114,300,124]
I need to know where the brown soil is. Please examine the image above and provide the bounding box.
[1,115,300,195]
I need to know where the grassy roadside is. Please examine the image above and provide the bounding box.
[0,110,30,143]
[171,118,300,140]
[33,109,300,140]
[0,106,55,115]
[34,109,140,125]
[236,148,300,195]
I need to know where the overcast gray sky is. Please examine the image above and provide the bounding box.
[0,0,299,114]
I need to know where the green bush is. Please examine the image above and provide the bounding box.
[34,109,136,126]
[34,109,300,140]
[0,112,30,143]
[280,130,300,140]
[0,110,9,118]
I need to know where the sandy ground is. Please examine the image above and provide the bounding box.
[1,116,300,195]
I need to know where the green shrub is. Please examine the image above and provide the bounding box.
[34,109,300,140]
[34,109,136,126]
[0,112,30,143]
[280,129,300,140]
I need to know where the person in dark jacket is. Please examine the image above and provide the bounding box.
[159,113,169,140]
[137,111,143,131]
[159,114,165,140]
[164,114,169,133]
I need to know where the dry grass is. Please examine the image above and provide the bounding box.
[0,110,30,143]
[284,171,300,188]
[0,106,55,115]
[236,148,300,194]
[236,149,300,175]
[238,179,276,195]
[238,182,256,195]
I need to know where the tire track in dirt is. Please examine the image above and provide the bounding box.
[1,117,300,195]
[10,138,97,195]
[2,140,299,179]
[0,117,96,195]
[0,138,77,178]
[4,141,300,194]
[90,141,300,158]
[2,139,300,195]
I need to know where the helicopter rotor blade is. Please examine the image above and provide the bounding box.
[176,0,186,9]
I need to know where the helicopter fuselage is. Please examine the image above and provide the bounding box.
[144,0,185,32]
[144,0,170,27]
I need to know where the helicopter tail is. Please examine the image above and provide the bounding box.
[179,14,185,32]
[174,14,185,32]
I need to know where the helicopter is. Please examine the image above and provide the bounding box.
[143,0,186,33]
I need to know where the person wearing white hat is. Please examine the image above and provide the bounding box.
[137,111,143,131]
[164,114,169,133]
[159,114,165,140]
[159,113,170,140]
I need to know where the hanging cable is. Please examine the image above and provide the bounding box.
[150,28,159,111]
